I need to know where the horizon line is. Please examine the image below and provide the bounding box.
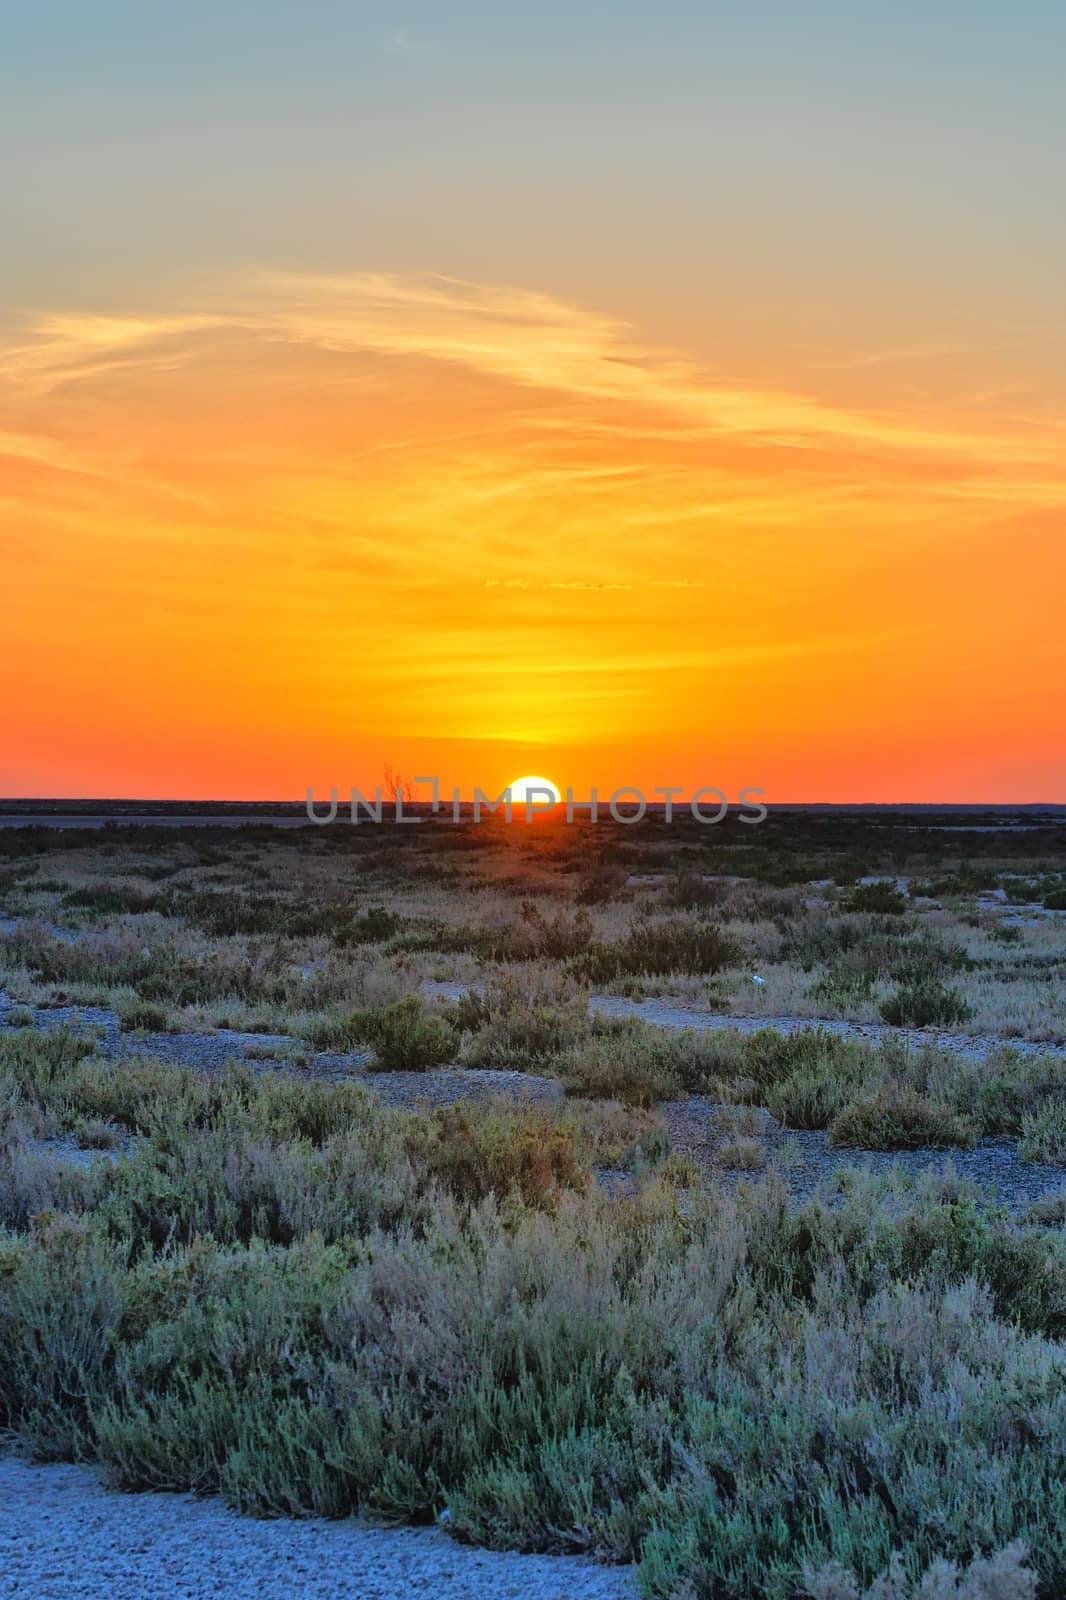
[2,797,1065,812]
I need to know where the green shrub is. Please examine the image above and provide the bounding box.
[880,980,973,1028]
[965,1052,1066,1137]
[302,1007,380,1052]
[811,932,970,1011]
[63,883,168,916]
[334,905,400,946]
[0,1024,92,1090]
[562,1026,682,1107]
[561,1017,756,1106]
[765,1059,860,1129]
[811,966,877,1011]
[4,1136,1066,1592]
[116,996,171,1033]
[1019,1098,1066,1165]
[307,997,456,1070]
[368,997,458,1071]
[578,915,739,983]
[831,1084,979,1150]
[845,880,907,915]
[0,1215,124,1455]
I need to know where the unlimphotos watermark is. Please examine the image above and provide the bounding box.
[305,780,767,825]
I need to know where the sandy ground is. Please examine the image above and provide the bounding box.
[0,1455,638,1600]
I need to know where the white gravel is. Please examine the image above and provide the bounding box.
[587,992,1065,1062]
[0,1455,638,1600]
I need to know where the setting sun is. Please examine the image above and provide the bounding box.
[507,776,561,808]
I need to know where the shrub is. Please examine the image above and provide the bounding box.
[63,883,168,916]
[517,902,594,960]
[562,1026,682,1107]
[965,1051,1066,1137]
[665,871,723,911]
[845,880,907,915]
[0,1024,91,1092]
[811,933,969,1012]
[464,973,588,1071]
[880,980,973,1028]
[561,1018,753,1106]
[302,1007,379,1052]
[578,915,739,983]
[368,997,458,1071]
[334,905,400,946]
[0,1215,124,1455]
[765,1059,860,1129]
[830,1084,978,1150]
[116,996,171,1033]
[74,1117,123,1150]
[811,966,877,1012]
[178,890,292,936]
[406,1103,587,1209]
[575,866,627,905]
[4,1127,1066,1593]
[910,868,1001,898]
[303,997,457,1067]
[1019,1098,1066,1165]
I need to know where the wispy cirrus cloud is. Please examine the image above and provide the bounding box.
[380,28,429,55]
[3,270,1063,482]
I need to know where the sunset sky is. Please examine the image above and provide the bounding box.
[3,4,1064,801]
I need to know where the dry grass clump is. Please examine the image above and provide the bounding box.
[563,1098,663,1167]
[1024,1192,1066,1227]
[73,1117,124,1150]
[716,1134,765,1170]
[804,1542,1035,1599]
[714,1104,767,1167]
[574,864,629,905]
